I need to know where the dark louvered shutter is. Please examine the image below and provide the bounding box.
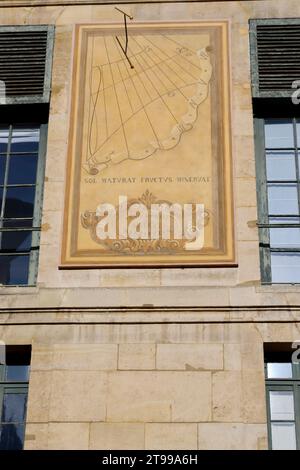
[0,25,54,104]
[249,19,300,98]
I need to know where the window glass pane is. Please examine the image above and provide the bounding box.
[11,128,39,153]
[265,120,294,149]
[270,217,300,225]
[8,154,38,185]
[5,365,30,382]
[266,150,296,181]
[271,253,300,283]
[296,119,300,148]
[0,424,24,450]
[270,218,300,248]
[4,187,35,218]
[270,391,295,420]
[267,363,293,379]
[0,231,32,252]
[0,254,29,285]
[1,393,27,423]
[3,219,33,228]
[268,184,299,215]
[271,423,297,450]
[0,155,5,185]
[0,128,9,154]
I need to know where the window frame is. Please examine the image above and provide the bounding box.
[254,117,272,283]
[29,123,48,285]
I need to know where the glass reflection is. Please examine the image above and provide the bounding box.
[267,363,293,379]
[5,365,30,382]
[271,422,297,450]
[0,254,30,285]
[4,187,35,218]
[296,119,300,147]
[8,154,38,185]
[270,391,295,421]
[271,253,300,283]
[269,219,300,249]
[0,231,32,252]
[0,155,5,185]
[265,120,294,149]
[1,393,27,423]
[11,128,40,153]
[0,424,24,450]
[0,128,9,154]
[268,184,299,215]
[266,150,296,181]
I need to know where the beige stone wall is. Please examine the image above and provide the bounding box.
[3,318,289,450]
[0,0,299,304]
[0,0,290,291]
[0,313,299,449]
[0,0,300,450]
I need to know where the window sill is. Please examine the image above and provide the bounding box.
[257,284,300,293]
[0,285,38,295]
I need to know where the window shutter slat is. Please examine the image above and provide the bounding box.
[250,19,300,98]
[0,25,54,104]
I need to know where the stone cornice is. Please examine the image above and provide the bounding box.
[1,305,300,313]
[0,0,263,7]
[0,305,300,325]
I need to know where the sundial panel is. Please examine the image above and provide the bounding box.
[62,22,235,267]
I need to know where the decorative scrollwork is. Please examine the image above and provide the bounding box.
[81,190,210,253]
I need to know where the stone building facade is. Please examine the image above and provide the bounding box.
[0,0,300,450]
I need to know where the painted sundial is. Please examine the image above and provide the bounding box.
[84,33,212,174]
[62,21,235,267]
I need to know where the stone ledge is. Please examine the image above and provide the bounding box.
[0,0,260,7]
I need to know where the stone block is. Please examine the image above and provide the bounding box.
[145,423,197,450]
[48,423,89,450]
[198,423,268,450]
[107,371,211,422]
[242,371,267,423]
[156,344,223,370]
[53,344,118,370]
[26,371,52,423]
[90,423,144,450]
[224,343,242,371]
[24,423,48,450]
[212,371,242,422]
[118,344,156,370]
[49,371,107,422]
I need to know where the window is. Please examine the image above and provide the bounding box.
[0,346,31,450]
[0,124,48,285]
[265,345,300,450]
[250,19,300,283]
[254,117,300,283]
[0,25,54,285]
